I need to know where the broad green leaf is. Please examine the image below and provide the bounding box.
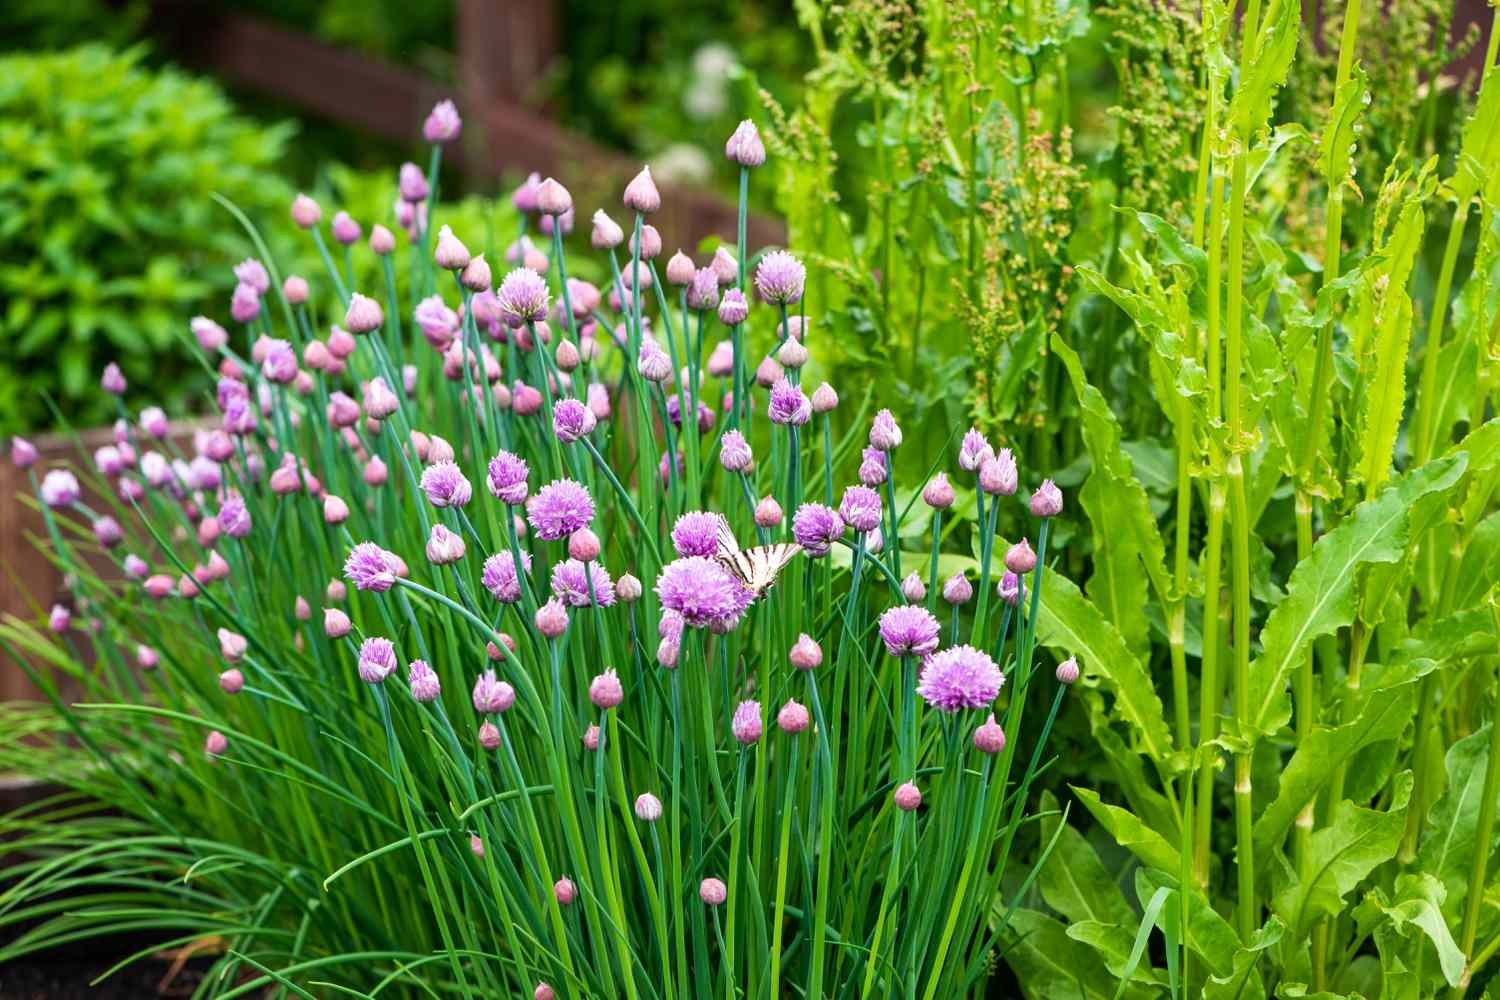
[1038,791,1136,927]
[1070,787,1178,873]
[1000,908,1129,1000]
[1243,456,1466,738]
[1454,72,1500,202]
[1135,869,1246,982]
[1416,726,1496,917]
[1252,670,1420,857]
[1271,773,1412,939]
[1037,572,1176,764]
[1368,874,1466,988]
[1203,917,1284,999]
[1066,921,1165,985]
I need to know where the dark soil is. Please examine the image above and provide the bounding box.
[0,942,218,1000]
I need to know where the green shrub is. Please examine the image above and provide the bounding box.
[0,45,296,435]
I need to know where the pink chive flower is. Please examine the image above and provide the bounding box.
[553,877,577,906]
[655,557,754,628]
[219,669,245,694]
[11,437,38,469]
[399,162,430,202]
[140,407,168,438]
[552,398,597,443]
[218,628,248,662]
[725,120,766,167]
[811,382,839,413]
[924,473,955,509]
[623,165,661,214]
[791,503,843,556]
[637,347,673,383]
[789,633,822,670]
[1031,479,1064,517]
[1056,656,1080,685]
[192,316,228,352]
[414,296,460,347]
[999,572,1025,607]
[535,598,569,638]
[700,877,728,906]
[589,669,624,709]
[720,430,753,473]
[671,511,726,558]
[331,211,361,246]
[426,524,467,564]
[261,340,297,383]
[324,495,350,524]
[878,605,941,658]
[754,250,805,305]
[1005,539,1037,574]
[423,99,462,143]
[420,461,473,508]
[363,377,399,419]
[711,248,738,285]
[732,700,762,744]
[216,495,250,538]
[717,289,749,326]
[870,408,902,450]
[916,645,1005,712]
[527,479,594,540]
[859,447,888,487]
[665,251,695,286]
[943,573,974,606]
[973,714,1007,754]
[344,542,400,592]
[755,495,783,528]
[536,178,572,216]
[230,283,261,323]
[686,267,720,311]
[472,670,516,714]
[591,209,625,249]
[291,193,321,228]
[434,225,471,270]
[767,379,811,426]
[894,782,922,811]
[839,485,883,534]
[205,731,228,756]
[901,573,926,603]
[40,469,80,508]
[357,637,398,684]
[959,429,994,472]
[550,559,616,607]
[777,700,810,733]
[512,172,541,213]
[283,274,309,304]
[479,721,502,749]
[93,516,122,548]
[481,550,532,604]
[497,268,550,327]
[407,660,441,702]
[634,793,662,822]
[48,604,70,633]
[137,646,159,669]
[345,294,384,334]
[233,258,269,294]
[486,450,530,504]
[616,574,643,603]
[124,554,149,579]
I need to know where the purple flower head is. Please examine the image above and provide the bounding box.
[219,495,251,538]
[655,556,754,627]
[345,293,384,335]
[93,515,122,548]
[725,120,767,167]
[11,437,38,469]
[811,383,838,413]
[973,714,1006,754]
[791,503,844,557]
[589,669,625,709]
[551,559,617,607]
[230,283,261,324]
[869,409,902,450]
[998,571,1025,606]
[426,524,467,564]
[512,172,541,213]
[536,178,572,216]
[192,316,228,352]
[901,573,927,603]
[687,267,720,311]
[720,430,753,473]
[732,699,762,744]
[399,161,430,202]
[140,406,168,438]
[472,669,516,714]
[637,345,673,383]
[754,250,805,305]
[420,461,473,508]
[767,379,811,426]
[124,554,149,579]
[1056,656,1081,685]
[1031,479,1064,517]
[666,394,715,434]
[622,165,661,214]
[980,448,1019,496]
[672,511,726,558]
[487,450,530,504]
[434,225,471,270]
[711,248,739,286]
[924,472,956,509]
[408,659,441,702]
[552,398,597,443]
[414,296,460,347]
[959,428,994,472]
[839,485,883,534]
[261,339,297,384]
[916,645,1005,712]
[331,211,362,246]
[717,289,749,326]
[535,598,569,638]
[358,637,398,684]
[497,268,550,327]
[345,542,401,592]
[233,259,270,294]
[482,550,532,603]
[859,447,888,486]
[1004,538,1037,574]
[943,573,974,606]
[423,99,462,143]
[878,605,941,658]
[528,479,595,540]
[777,700,810,733]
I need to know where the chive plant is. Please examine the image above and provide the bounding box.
[0,107,1075,999]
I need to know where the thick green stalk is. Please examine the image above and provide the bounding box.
[1452,650,1500,997]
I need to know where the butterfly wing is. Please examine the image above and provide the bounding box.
[715,517,742,557]
[743,543,801,593]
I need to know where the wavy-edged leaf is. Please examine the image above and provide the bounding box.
[1243,456,1466,738]
[1070,786,1177,873]
[1318,63,1369,191]
[1416,726,1496,918]
[1037,572,1176,764]
[1369,873,1466,988]
[1225,0,1299,139]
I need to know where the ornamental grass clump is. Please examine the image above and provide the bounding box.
[0,107,1076,998]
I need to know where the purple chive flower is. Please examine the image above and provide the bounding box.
[357,637,398,684]
[720,430,753,473]
[426,524,467,564]
[1005,539,1037,574]
[869,409,902,450]
[481,550,532,603]
[895,782,922,811]
[124,554,149,579]
[637,346,673,383]
[1056,656,1080,685]
[231,283,261,323]
[233,259,270,294]
[635,793,663,821]
[487,450,530,504]
[1031,479,1064,517]
[924,473,955,509]
[11,437,38,469]
[512,172,541,213]
[93,515,122,548]
[48,604,70,633]
[40,469,80,508]
[552,398,597,443]
[655,556,754,627]
[959,428,994,472]
[345,542,401,592]
[717,289,749,326]
[999,571,1025,606]
[402,661,438,704]
[261,339,297,383]
[219,495,251,538]
[980,448,1019,496]
[725,120,767,167]
[527,479,595,540]
[399,162,430,202]
[839,485,883,534]
[754,250,806,305]
[792,503,844,557]
[345,293,384,334]
[672,510,727,558]
[424,99,462,143]
[732,699,763,744]
[472,669,516,713]
[916,645,1005,712]
[973,714,1007,754]
[686,267,721,312]
[420,461,473,508]
[140,406,168,438]
[331,211,362,246]
[623,165,661,214]
[943,573,974,606]
[414,296,460,346]
[497,268,550,327]
[901,573,926,603]
[589,669,624,708]
[767,379,811,426]
[192,316,228,352]
[550,559,617,607]
[811,382,838,413]
[700,878,728,906]
[878,605,941,658]
[859,447,888,486]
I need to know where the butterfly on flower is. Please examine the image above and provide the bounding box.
[715,520,800,596]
